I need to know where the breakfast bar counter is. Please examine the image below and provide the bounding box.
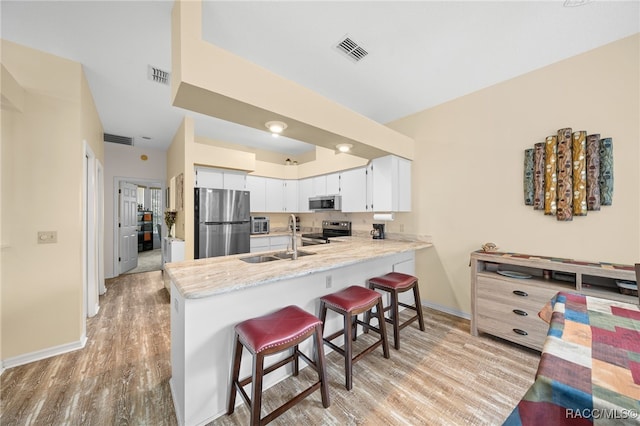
[165,236,432,299]
[165,236,431,426]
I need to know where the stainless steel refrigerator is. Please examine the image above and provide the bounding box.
[194,188,250,259]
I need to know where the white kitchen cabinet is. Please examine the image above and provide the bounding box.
[340,167,368,212]
[194,167,223,189]
[223,170,247,190]
[298,178,313,212]
[249,235,291,253]
[264,178,284,212]
[195,167,246,190]
[326,172,341,195]
[370,155,411,212]
[311,175,326,196]
[283,180,298,212]
[249,236,270,253]
[246,175,266,212]
[269,235,291,251]
[163,237,185,267]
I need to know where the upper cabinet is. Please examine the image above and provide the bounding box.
[370,156,411,212]
[247,176,299,213]
[340,167,368,212]
[195,167,246,190]
[339,156,411,212]
[196,156,411,214]
[246,175,266,212]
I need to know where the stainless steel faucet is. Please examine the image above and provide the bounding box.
[290,213,298,260]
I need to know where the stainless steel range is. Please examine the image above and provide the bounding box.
[301,220,352,246]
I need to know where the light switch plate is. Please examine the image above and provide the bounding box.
[38,231,57,244]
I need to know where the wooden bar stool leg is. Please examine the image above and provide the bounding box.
[227,335,243,415]
[344,311,354,390]
[390,290,401,350]
[250,353,264,426]
[293,344,300,376]
[313,325,331,408]
[413,283,425,331]
[376,298,390,359]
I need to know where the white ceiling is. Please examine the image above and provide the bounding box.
[2,1,638,157]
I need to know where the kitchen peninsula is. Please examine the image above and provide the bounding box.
[164,236,432,426]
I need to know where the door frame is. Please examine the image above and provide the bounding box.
[112,176,165,277]
[83,141,103,320]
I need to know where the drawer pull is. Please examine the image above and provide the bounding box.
[513,290,529,297]
[513,328,528,336]
[513,309,528,316]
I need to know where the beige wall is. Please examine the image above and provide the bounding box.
[1,40,103,361]
[389,34,640,315]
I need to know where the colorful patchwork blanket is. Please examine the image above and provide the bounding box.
[503,292,640,425]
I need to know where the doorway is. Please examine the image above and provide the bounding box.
[114,177,165,276]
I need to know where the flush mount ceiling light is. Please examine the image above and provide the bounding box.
[336,143,353,153]
[265,120,287,135]
[563,0,592,6]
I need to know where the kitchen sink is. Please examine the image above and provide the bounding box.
[272,250,316,260]
[239,255,281,263]
[240,250,316,263]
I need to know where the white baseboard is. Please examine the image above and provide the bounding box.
[421,300,471,320]
[2,335,88,370]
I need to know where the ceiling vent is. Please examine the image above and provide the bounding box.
[335,36,368,62]
[147,65,171,85]
[104,133,133,146]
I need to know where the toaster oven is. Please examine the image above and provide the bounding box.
[250,216,270,235]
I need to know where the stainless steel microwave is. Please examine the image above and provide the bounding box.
[309,195,342,211]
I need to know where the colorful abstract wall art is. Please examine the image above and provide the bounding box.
[524,128,613,221]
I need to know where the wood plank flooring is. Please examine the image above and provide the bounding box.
[1,271,540,425]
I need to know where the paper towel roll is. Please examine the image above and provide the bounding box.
[373,213,394,221]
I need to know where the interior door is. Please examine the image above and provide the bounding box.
[119,181,138,273]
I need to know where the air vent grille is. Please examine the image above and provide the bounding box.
[104,133,133,146]
[336,37,368,62]
[147,65,171,85]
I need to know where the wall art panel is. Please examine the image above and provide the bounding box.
[533,143,545,209]
[556,128,573,221]
[599,138,614,206]
[572,131,587,216]
[544,136,557,216]
[586,133,601,211]
[523,148,534,206]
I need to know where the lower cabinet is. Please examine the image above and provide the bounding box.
[250,235,292,253]
[163,237,185,267]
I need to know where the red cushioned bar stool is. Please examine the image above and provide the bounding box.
[227,305,330,426]
[319,285,390,390]
[366,272,425,350]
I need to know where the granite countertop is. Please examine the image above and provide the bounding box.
[165,236,432,299]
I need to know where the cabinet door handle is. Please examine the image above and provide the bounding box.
[513,309,528,316]
[513,328,528,336]
[513,290,528,297]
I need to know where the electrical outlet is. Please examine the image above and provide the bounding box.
[326,275,332,288]
[37,231,57,244]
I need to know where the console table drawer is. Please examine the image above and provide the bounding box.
[477,275,559,310]
[476,297,548,350]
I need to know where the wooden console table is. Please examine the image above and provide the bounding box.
[470,250,637,351]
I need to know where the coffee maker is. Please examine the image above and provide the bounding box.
[371,223,385,239]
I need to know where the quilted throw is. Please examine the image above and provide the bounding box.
[503,292,640,425]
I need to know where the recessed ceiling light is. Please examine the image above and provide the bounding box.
[265,120,287,134]
[336,143,353,153]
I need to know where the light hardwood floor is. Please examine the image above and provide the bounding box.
[0,271,540,425]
